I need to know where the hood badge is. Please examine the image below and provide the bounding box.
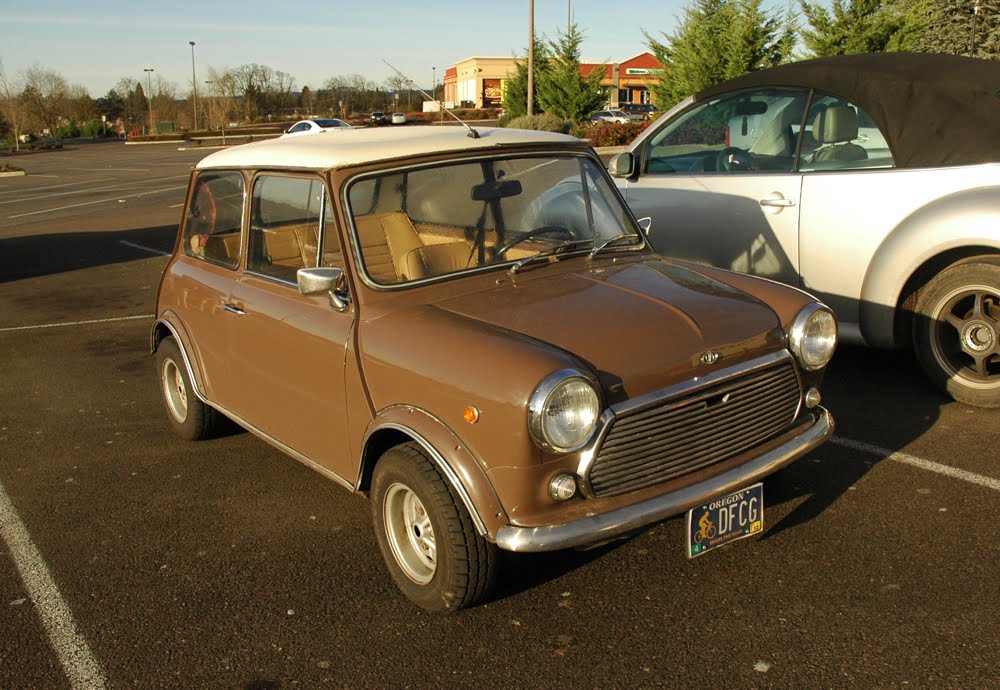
[700,351,720,365]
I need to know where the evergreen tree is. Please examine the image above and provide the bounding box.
[503,35,550,118]
[905,0,1000,57]
[646,0,796,108]
[799,0,911,56]
[535,24,607,121]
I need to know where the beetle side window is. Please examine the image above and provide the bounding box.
[797,93,895,171]
[643,88,809,174]
[183,171,245,268]
[248,175,326,283]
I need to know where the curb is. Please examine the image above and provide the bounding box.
[0,170,26,178]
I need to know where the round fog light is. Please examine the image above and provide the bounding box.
[549,473,578,501]
[804,387,822,409]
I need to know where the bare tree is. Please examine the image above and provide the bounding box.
[20,64,70,135]
[0,60,28,150]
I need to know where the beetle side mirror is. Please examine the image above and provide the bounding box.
[297,267,350,312]
[608,152,635,178]
[637,217,652,237]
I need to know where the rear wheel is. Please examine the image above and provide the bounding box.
[154,336,220,439]
[912,259,1000,408]
[371,442,498,613]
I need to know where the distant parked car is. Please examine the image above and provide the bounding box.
[609,52,1000,407]
[391,112,407,125]
[621,103,658,121]
[370,111,387,125]
[281,119,352,138]
[30,136,64,150]
[589,109,630,125]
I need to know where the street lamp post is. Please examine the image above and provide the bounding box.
[189,41,199,130]
[143,68,154,134]
[528,0,535,116]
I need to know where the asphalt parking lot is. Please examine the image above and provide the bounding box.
[1,141,998,689]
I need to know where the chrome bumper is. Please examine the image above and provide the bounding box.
[495,407,833,553]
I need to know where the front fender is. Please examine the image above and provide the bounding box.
[360,405,509,540]
[860,187,1000,348]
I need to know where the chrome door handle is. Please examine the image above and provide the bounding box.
[759,197,795,208]
[222,303,246,316]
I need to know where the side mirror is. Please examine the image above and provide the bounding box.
[637,217,652,236]
[608,152,635,178]
[297,267,350,312]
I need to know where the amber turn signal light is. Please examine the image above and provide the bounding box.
[463,406,480,423]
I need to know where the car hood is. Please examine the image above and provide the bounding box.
[434,258,786,401]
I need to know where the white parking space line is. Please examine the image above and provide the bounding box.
[0,177,117,197]
[7,185,186,219]
[0,482,108,689]
[119,240,170,256]
[834,437,1000,491]
[0,315,153,333]
[0,175,186,206]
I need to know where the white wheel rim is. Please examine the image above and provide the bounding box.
[383,482,436,584]
[161,358,189,422]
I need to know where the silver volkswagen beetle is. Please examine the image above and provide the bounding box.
[610,53,1000,407]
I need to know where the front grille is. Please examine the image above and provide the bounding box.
[587,360,801,498]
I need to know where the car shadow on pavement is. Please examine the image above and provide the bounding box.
[761,343,945,539]
[0,224,176,282]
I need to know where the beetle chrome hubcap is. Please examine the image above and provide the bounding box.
[931,285,1000,387]
[383,483,436,584]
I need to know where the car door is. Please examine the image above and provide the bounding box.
[173,170,247,402]
[618,87,810,287]
[225,173,358,482]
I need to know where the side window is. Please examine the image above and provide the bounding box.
[643,87,809,174]
[248,175,325,283]
[184,171,245,268]
[797,93,894,171]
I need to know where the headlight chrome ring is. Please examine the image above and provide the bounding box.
[789,303,838,371]
[528,369,601,453]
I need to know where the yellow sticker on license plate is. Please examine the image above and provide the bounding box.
[685,483,764,559]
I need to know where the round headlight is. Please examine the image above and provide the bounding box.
[789,304,838,371]
[528,370,601,453]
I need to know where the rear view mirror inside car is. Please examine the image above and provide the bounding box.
[735,101,768,116]
[471,179,523,201]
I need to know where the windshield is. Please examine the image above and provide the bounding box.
[347,154,641,285]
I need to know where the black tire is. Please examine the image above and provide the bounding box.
[371,442,498,613]
[912,259,1000,408]
[154,336,220,440]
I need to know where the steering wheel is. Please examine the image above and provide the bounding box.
[495,226,575,258]
[715,146,755,172]
[190,182,217,233]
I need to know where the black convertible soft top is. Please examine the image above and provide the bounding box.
[695,53,1000,169]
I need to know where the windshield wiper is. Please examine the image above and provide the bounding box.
[587,232,640,260]
[508,239,594,276]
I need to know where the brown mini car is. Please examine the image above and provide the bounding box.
[152,126,836,612]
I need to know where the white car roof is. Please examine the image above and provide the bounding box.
[196,126,584,171]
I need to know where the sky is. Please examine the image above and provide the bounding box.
[0,0,728,97]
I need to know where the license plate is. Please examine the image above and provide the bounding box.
[685,483,764,559]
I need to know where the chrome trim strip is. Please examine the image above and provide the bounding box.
[365,422,489,537]
[574,350,796,496]
[496,407,833,553]
[218,408,355,492]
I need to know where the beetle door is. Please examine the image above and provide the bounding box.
[619,88,809,287]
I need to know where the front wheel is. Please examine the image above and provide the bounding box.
[371,442,498,613]
[912,259,1000,407]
